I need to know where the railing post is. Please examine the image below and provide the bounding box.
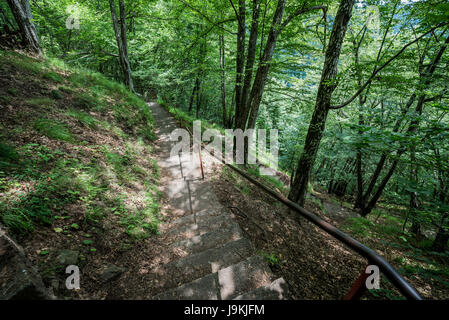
[343,265,370,300]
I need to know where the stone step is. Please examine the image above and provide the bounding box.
[164,212,238,244]
[179,150,202,180]
[233,278,289,300]
[171,223,243,256]
[153,273,220,300]
[160,180,224,217]
[218,255,275,300]
[188,180,224,212]
[152,255,280,301]
[161,208,226,233]
[153,238,253,291]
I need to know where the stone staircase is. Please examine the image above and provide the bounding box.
[148,102,288,300]
[152,203,288,300]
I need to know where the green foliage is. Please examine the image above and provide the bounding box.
[261,251,282,268]
[1,168,79,234]
[72,92,100,110]
[26,98,55,108]
[82,239,93,245]
[43,71,63,83]
[0,142,19,170]
[34,118,74,142]
[344,217,375,238]
[65,109,99,129]
[7,88,18,96]
[50,89,63,100]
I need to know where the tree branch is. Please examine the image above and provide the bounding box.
[229,0,244,30]
[176,0,236,35]
[329,22,449,110]
[280,5,327,32]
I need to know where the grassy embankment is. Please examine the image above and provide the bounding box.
[0,51,162,278]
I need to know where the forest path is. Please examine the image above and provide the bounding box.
[147,102,288,300]
[310,191,359,225]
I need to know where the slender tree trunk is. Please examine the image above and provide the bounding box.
[361,154,402,216]
[6,0,41,54]
[288,0,355,207]
[431,149,449,251]
[408,144,421,236]
[109,0,134,92]
[235,0,261,130]
[195,79,202,118]
[119,0,134,92]
[245,0,287,131]
[353,35,367,209]
[219,33,227,126]
[189,77,199,112]
[355,148,364,207]
[234,0,246,126]
[237,0,286,163]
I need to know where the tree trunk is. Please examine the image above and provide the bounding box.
[109,0,134,92]
[288,0,355,207]
[235,0,260,130]
[432,225,449,252]
[353,35,367,209]
[119,0,134,92]
[408,143,421,236]
[361,155,402,216]
[233,0,246,126]
[245,0,287,132]
[219,33,227,126]
[189,77,200,112]
[6,0,41,54]
[195,79,202,118]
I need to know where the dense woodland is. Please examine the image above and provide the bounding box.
[1,0,449,299]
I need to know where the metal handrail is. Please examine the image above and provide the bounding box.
[167,106,423,300]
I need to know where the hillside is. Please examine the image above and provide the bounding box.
[1,0,449,303]
[0,50,161,299]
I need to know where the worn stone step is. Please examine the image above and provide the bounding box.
[233,278,289,300]
[161,208,225,233]
[160,180,224,217]
[152,255,284,301]
[171,222,243,256]
[154,238,253,291]
[162,179,190,216]
[179,151,202,180]
[188,180,224,212]
[153,273,220,300]
[218,255,275,300]
[164,213,237,244]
